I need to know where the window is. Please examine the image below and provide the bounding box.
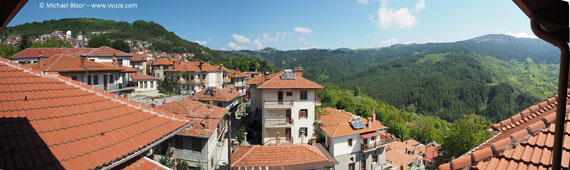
[192,138,201,152]
[110,75,114,84]
[175,136,183,149]
[299,127,307,137]
[144,81,147,88]
[373,155,378,162]
[217,103,223,107]
[300,91,308,100]
[348,138,353,147]
[371,136,376,142]
[348,163,355,170]
[139,82,143,88]
[71,76,77,80]
[118,59,123,66]
[299,109,308,119]
[150,81,154,88]
[286,92,293,96]
[89,59,95,62]
[93,75,99,85]
[87,75,92,85]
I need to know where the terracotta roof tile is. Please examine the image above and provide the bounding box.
[257,70,324,89]
[158,97,227,137]
[149,59,174,66]
[194,88,240,102]
[230,143,337,169]
[130,54,146,62]
[438,92,570,170]
[10,48,94,59]
[130,73,157,81]
[0,58,188,170]
[386,150,417,169]
[29,54,123,72]
[319,107,387,137]
[113,156,169,170]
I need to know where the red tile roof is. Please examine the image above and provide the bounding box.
[386,150,418,170]
[0,58,188,169]
[29,54,123,72]
[228,70,248,78]
[438,93,569,170]
[113,156,170,170]
[85,46,132,57]
[319,107,388,137]
[10,47,94,59]
[255,70,324,89]
[130,54,146,62]
[195,88,241,102]
[10,47,132,59]
[149,59,174,66]
[165,61,201,72]
[130,73,157,81]
[158,98,227,137]
[231,143,337,169]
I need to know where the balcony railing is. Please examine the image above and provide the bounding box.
[361,139,391,151]
[264,118,293,127]
[263,100,294,109]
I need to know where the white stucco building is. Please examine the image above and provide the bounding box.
[247,68,324,145]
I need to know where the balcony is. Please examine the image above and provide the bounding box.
[224,78,231,83]
[263,100,294,109]
[264,118,293,128]
[234,82,247,87]
[361,139,391,151]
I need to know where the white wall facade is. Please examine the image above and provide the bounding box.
[88,56,131,66]
[11,57,38,64]
[135,80,157,92]
[261,89,316,145]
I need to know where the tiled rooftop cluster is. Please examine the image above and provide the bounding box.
[113,156,170,170]
[438,94,570,170]
[194,87,241,102]
[10,46,132,59]
[0,58,188,169]
[230,143,337,169]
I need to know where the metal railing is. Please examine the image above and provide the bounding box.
[361,139,391,151]
[263,100,294,108]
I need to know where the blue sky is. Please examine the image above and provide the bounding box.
[10,0,535,50]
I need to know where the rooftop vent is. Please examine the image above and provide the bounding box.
[352,116,360,121]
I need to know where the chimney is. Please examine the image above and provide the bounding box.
[37,52,47,68]
[311,137,316,146]
[204,115,210,130]
[209,100,214,109]
[264,72,270,81]
[199,61,204,70]
[367,118,371,127]
[219,64,223,70]
[112,58,119,68]
[80,53,88,68]
[372,106,376,122]
[172,61,176,69]
[294,67,303,77]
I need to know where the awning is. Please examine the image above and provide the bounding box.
[360,131,379,138]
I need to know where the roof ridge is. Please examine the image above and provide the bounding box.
[44,54,64,71]
[301,144,328,160]
[0,59,189,123]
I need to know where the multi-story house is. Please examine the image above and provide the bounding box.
[317,107,392,170]
[157,97,227,170]
[164,60,231,94]
[29,53,137,95]
[147,58,174,79]
[228,70,248,96]
[130,53,148,74]
[247,68,324,145]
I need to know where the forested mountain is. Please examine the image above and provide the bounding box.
[218,35,559,122]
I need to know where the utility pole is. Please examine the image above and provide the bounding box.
[227,118,231,170]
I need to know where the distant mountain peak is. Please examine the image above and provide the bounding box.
[469,34,517,43]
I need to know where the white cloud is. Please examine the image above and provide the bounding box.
[232,34,251,44]
[293,27,312,35]
[195,40,207,45]
[379,38,399,46]
[357,0,368,4]
[413,0,425,12]
[253,39,263,49]
[297,37,306,43]
[375,0,417,29]
[227,42,247,50]
[262,33,278,43]
[505,31,537,38]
